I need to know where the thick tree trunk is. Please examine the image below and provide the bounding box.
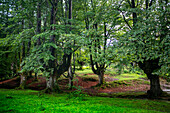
[98,71,104,85]
[45,75,59,93]
[147,74,163,98]
[138,58,162,98]
[46,0,58,93]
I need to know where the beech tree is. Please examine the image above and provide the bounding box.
[22,0,82,92]
[83,0,120,85]
[118,0,169,97]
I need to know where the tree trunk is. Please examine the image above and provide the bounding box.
[36,0,41,45]
[68,66,73,89]
[45,75,59,93]
[138,58,162,98]
[98,70,104,85]
[34,73,38,81]
[131,0,137,26]
[15,54,18,76]
[46,75,53,92]
[79,65,83,70]
[68,0,73,89]
[46,0,58,93]
[147,74,163,98]
[34,0,42,80]
[19,19,27,89]
[19,73,27,89]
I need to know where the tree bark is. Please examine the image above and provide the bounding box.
[19,73,27,89]
[34,0,42,81]
[138,59,163,98]
[98,70,104,85]
[45,0,58,93]
[45,75,59,93]
[36,0,41,45]
[68,0,73,89]
[131,0,137,26]
[19,18,27,89]
[147,74,163,98]
[68,65,73,89]
[68,0,72,26]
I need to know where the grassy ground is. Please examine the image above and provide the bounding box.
[76,68,145,81]
[0,89,169,113]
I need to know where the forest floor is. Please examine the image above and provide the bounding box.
[1,89,170,113]
[0,73,169,100]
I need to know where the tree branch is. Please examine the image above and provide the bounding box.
[63,73,69,78]
[127,0,132,7]
[118,8,132,30]
[149,0,153,7]
[137,0,139,6]
[48,0,53,5]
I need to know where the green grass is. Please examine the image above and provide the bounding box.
[76,67,117,75]
[76,69,93,74]
[114,73,145,81]
[76,68,146,82]
[97,92,147,98]
[0,89,169,113]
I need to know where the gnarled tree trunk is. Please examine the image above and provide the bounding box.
[138,58,163,98]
